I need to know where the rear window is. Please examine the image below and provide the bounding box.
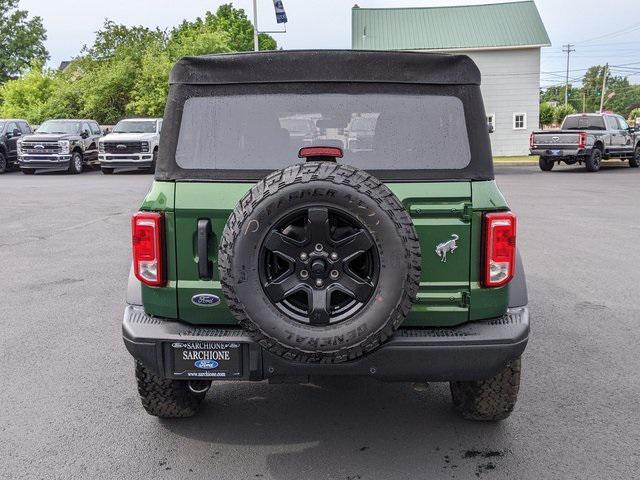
[562,116,606,131]
[175,93,471,171]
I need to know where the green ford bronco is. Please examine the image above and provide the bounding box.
[123,50,529,421]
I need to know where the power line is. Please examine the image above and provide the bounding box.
[575,21,640,45]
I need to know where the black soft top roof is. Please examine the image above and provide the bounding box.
[170,50,481,86]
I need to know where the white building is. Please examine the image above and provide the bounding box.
[352,1,551,156]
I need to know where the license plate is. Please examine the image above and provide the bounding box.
[550,149,561,156]
[171,341,243,379]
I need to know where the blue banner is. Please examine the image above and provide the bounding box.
[273,0,288,23]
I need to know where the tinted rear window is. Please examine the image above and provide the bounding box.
[562,116,606,130]
[175,93,471,171]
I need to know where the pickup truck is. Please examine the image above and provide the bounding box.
[529,113,640,172]
[98,118,162,174]
[0,119,33,173]
[17,119,102,174]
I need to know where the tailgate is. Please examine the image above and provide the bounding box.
[532,131,580,147]
[174,181,472,327]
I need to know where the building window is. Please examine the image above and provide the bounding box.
[513,113,527,130]
[487,114,495,132]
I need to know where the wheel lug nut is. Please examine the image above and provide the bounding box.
[330,270,339,280]
[330,252,338,261]
[315,243,324,252]
[300,270,309,279]
[315,279,324,288]
[300,252,308,261]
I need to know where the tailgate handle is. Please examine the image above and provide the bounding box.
[197,219,212,280]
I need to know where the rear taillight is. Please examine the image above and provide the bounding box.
[132,211,165,287]
[529,133,534,148]
[483,211,517,288]
[577,132,587,149]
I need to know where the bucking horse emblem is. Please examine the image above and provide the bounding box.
[435,234,459,263]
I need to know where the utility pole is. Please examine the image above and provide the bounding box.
[582,90,586,113]
[599,63,608,113]
[562,44,575,106]
[253,0,259,51]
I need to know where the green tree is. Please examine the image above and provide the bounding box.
[0,0,48,83]
[539,102,555,128]
[540,85,581,112]
[629,108,640,125]
[0,62,55,121]
[554,104,576,125]
[0,5,277,123]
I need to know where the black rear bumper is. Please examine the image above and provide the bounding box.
[122,305,529,382]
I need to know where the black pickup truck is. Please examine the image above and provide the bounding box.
[0,119,33,173]
[530,112,640,172]
[17,119,102,174]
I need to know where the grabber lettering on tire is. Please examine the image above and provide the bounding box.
[218,162,421,364]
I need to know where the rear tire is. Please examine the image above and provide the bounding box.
[135,362,207,418]
[450,357,521,421]
[585,148,602,172]
[21,168,35,175]
[630,146,640,168]
[101,167,114,175]
[538,156,553,171]
[68,151,83,174]
[0,152,6,173]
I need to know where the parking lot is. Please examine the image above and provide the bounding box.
[1,163,639,479]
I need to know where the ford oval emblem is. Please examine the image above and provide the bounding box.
[194,359,219,370]
[191,293,221,307]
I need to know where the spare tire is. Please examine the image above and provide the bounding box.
[218,162,421,363]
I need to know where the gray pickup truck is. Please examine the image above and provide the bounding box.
[530,113,640,172]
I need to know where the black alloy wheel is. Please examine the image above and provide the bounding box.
[259,206,379,325]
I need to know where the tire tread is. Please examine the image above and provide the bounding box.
[218,162,421,364]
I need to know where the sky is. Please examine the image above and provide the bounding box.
[19,0,640,87]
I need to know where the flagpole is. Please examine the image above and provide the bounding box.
[253,0,259,51]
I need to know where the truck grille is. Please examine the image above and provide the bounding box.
[103,142,146,154]
[20,141,61,154]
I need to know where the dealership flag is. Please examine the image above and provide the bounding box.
[273,0,288,23]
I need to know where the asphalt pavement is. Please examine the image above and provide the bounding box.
[1,162,639,479]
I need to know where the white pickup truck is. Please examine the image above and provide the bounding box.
[98,118,162,174]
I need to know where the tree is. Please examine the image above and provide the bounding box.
[539,102,555,128]
[554,104,577,125]
[0,0,48,83]
[0,62,55,121]
[629,108,640,125]
[0,5,277,123]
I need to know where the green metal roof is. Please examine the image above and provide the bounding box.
[352,1,551,51]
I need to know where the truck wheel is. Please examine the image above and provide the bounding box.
[585,148,602,172]
[219,162,421,363]
[135,362,208,418]
[538,156,553,171]
[68,151,83,174]
[0,152,6,173]
[450,357,521,421]
[101,167,114,175]
[21,168,35,175]
[630,146,640,168]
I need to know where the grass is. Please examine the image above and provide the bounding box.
[493,156,538,163]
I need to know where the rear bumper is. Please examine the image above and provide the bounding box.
[530,148,589,157]
[122,305,529,382]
